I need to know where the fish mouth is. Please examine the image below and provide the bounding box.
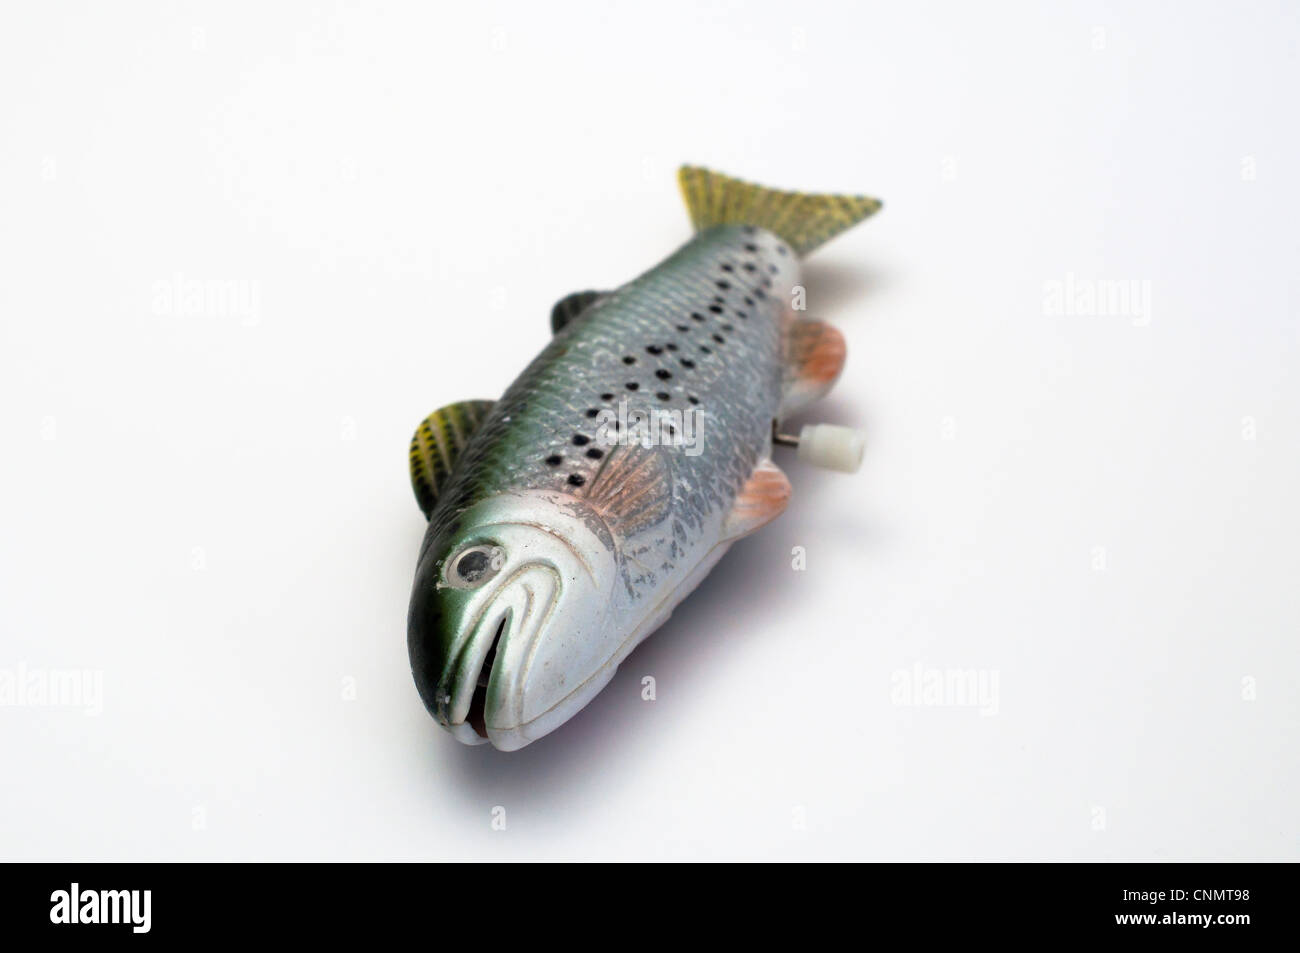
[466,612,508,740]
[440,563,562,746]
[414,489,621,750]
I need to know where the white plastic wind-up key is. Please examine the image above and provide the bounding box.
[795,423,866,473]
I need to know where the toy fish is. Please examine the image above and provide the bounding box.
[407,166,881,750]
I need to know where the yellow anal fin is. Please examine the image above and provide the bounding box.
[781,319,847,418]
[722,459,792,542]
[409,400,494,519]
[678,166,882,257]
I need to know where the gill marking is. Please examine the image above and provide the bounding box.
[508,581,539,718]
[492,567,562,726]
[472,518,600,585]
[520,573,562,687]
[445,590,514,721]
[466,559,562,682]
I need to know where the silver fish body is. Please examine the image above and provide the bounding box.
[407,168,880,750]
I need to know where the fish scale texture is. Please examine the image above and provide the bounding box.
[423,225,799,590]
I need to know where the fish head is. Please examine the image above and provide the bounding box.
[408,489,622,751]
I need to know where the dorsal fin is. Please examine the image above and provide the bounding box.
[409,400,494,519]
[722,460,792,541]
[678,166,881,257]
[551,290,608,334]
[781,319,847,417]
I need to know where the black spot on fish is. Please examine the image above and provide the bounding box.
[567,473,586,487]
[646,345,662,355]
[572,434,590,446]
[626,382,639,391]
[665,342,678,351]
[676,324,689,332]
[601,392,614,401]
[623,355,636,365]
[699,345,712,354]
[585,448,603,459]
[546,455,562,466]
[655,369,671,380]
[716,280,730,290]
[743,263,756,273]
[745,243,758,252]
[687,395,699,405]
[720,263,733,272]
[713,334,725,344]
[656,392,671,401]
[691,312,705,322]
[708,304,723,314]
[680,358,695,369]
[586,408,599,418]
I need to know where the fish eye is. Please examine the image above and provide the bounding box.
[445,544,503,588]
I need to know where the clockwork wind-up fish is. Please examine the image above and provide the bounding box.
[407,166,881,750]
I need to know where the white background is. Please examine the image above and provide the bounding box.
[1,1,1296,861]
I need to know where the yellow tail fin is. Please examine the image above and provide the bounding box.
[678,166,882,257]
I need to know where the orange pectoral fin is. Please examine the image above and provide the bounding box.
[722,459,792,542]
[781,318,847,418]
[579,442,674,538]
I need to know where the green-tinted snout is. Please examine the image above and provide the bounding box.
[408,491,619,751]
